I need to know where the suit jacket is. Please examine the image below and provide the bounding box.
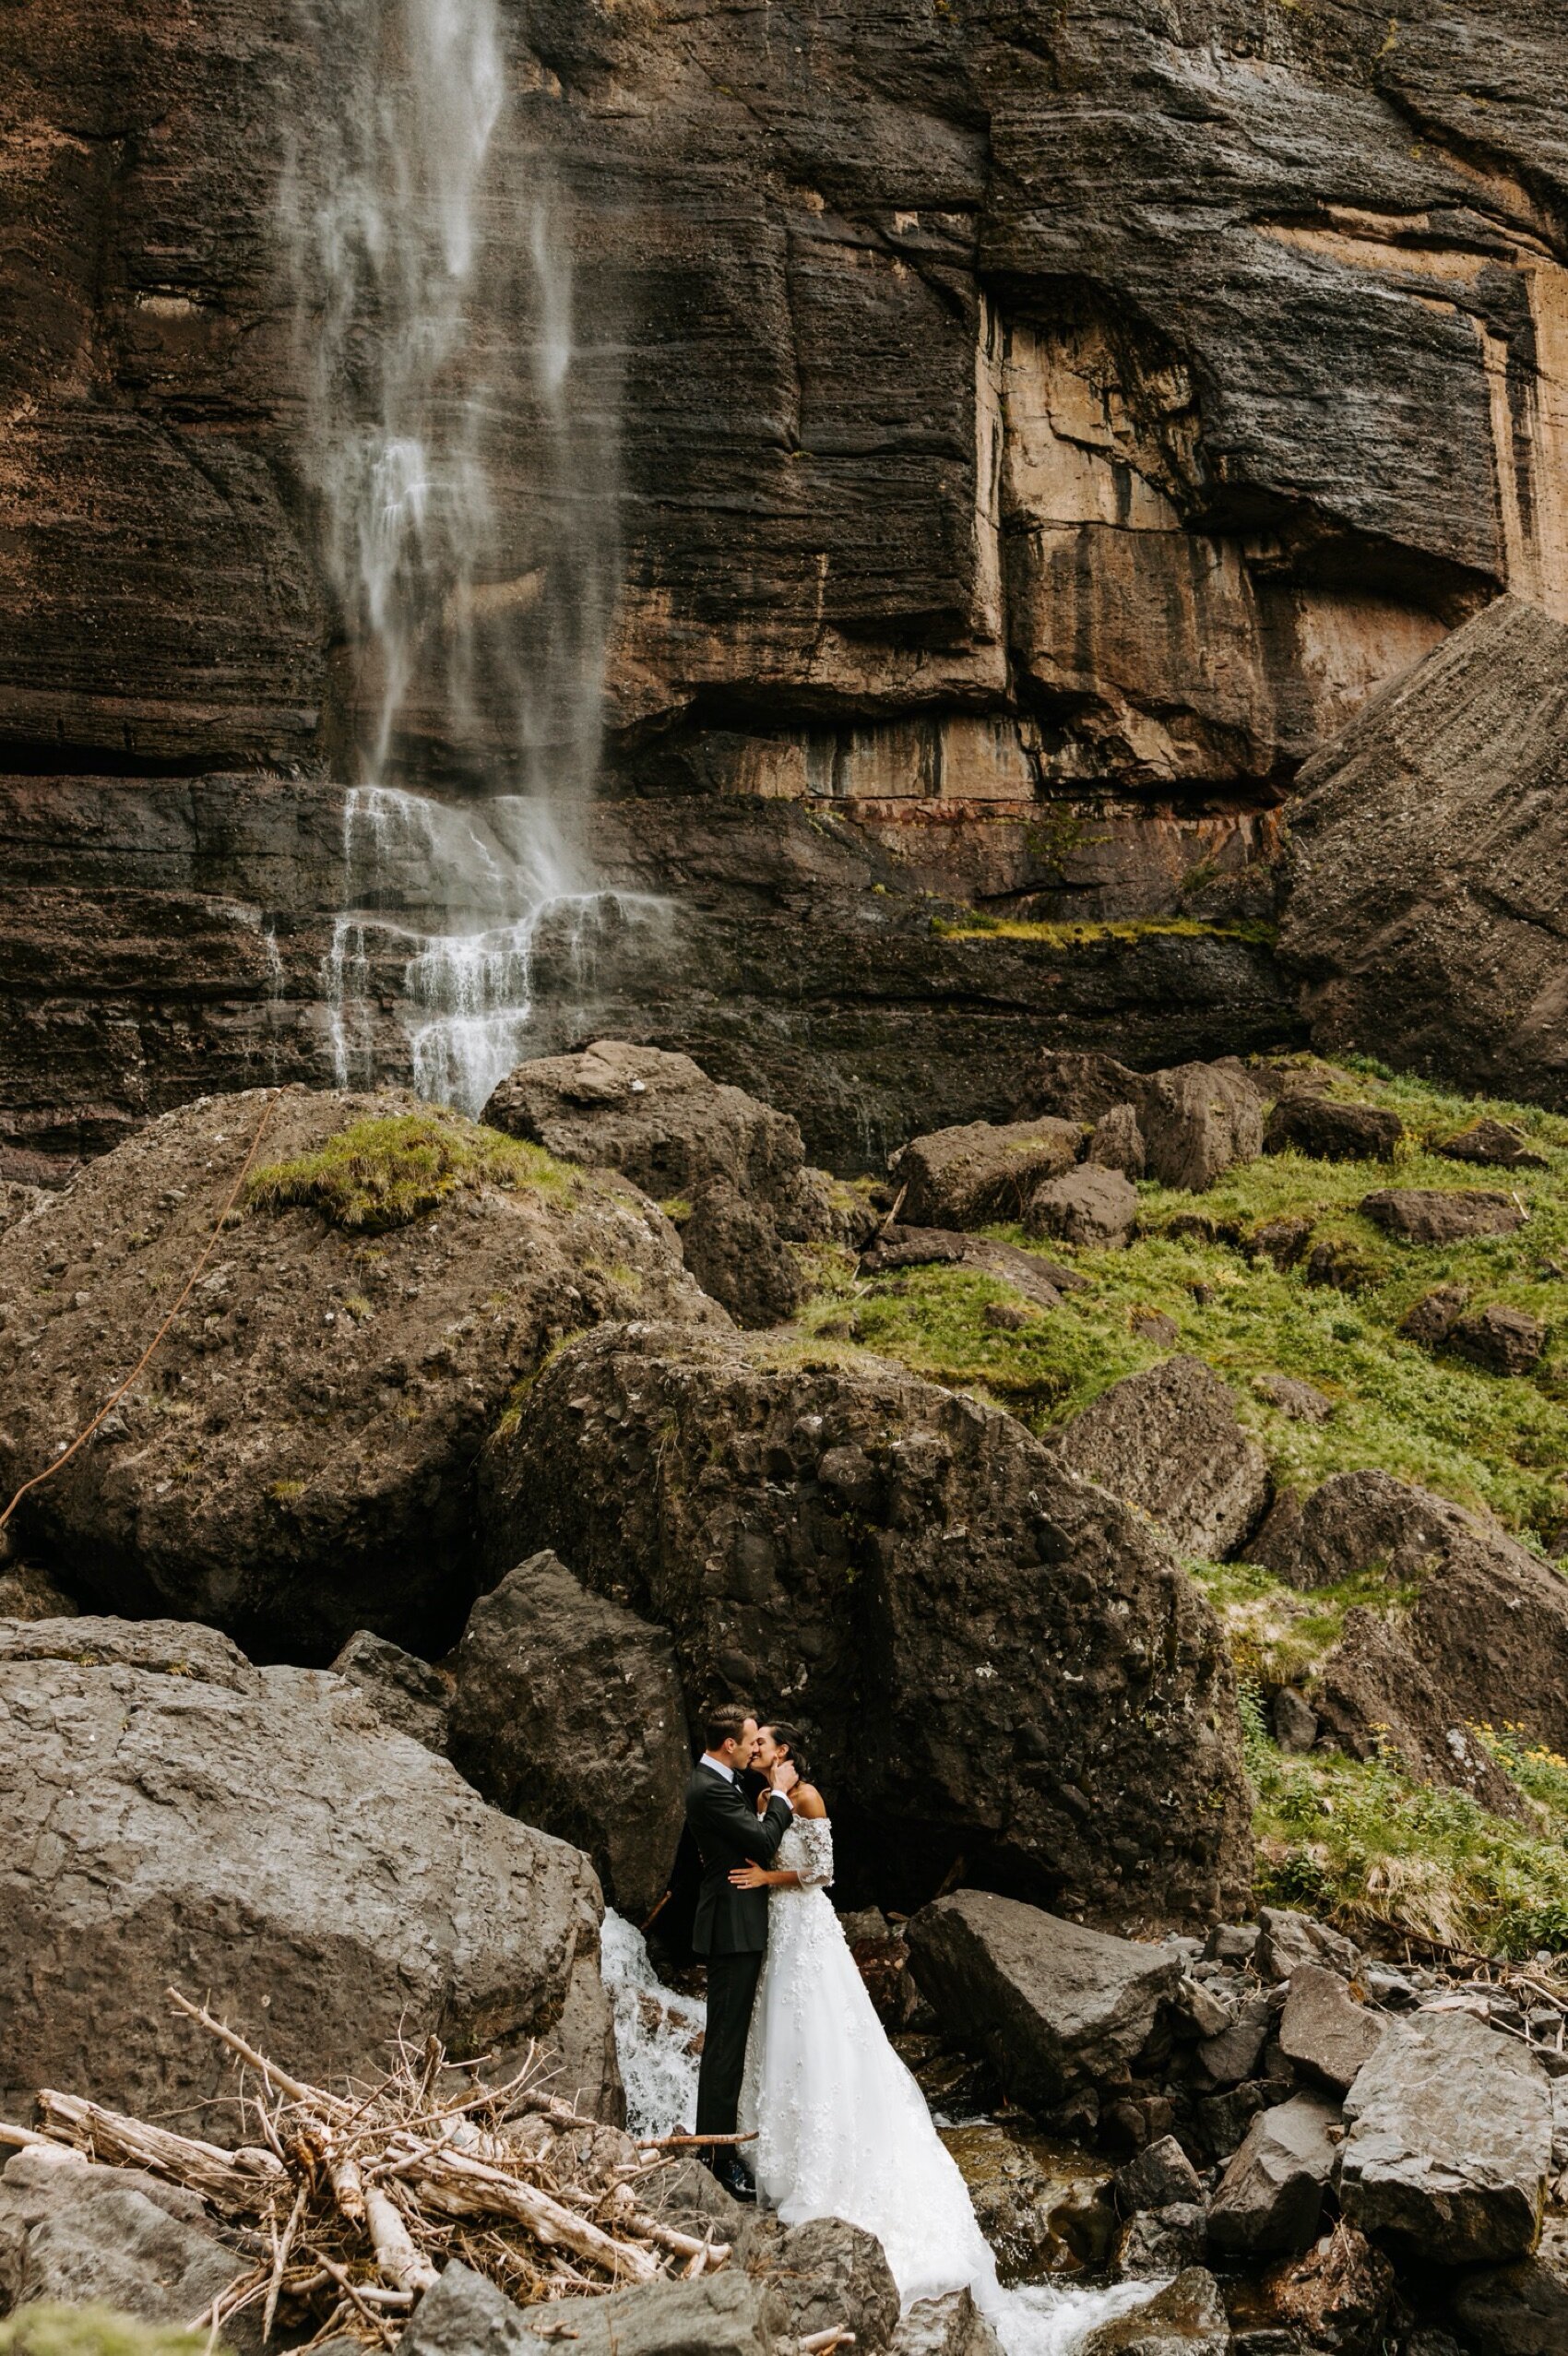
[685,1763,793,1956]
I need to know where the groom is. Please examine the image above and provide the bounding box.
[685,1704,797,2201]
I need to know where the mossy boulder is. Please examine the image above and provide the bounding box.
[0,1087,724,1657]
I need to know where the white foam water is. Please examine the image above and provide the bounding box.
[325,786,665,1113]
[600,1910,706,2143]
[600,1911,1166,2356]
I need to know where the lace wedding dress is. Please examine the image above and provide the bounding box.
[737,1815,1001,2311]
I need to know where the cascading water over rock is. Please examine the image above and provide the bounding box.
[281,0,651,1108]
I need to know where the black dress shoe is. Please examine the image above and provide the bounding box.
[712,2152,757,2204]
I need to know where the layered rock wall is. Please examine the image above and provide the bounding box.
[6,1,1568,1166]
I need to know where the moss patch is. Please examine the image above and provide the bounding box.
[929,913,1277,948]
[797,1059,1568,1540]
[1193,1557,1420,1691]
[247,1111,571,1235]
[0,2310,218,2356]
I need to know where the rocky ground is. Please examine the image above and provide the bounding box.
[4,1041,1568,2354]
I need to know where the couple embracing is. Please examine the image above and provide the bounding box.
[683,1706,999,2312]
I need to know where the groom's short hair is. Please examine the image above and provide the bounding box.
[702,1703,753,1752]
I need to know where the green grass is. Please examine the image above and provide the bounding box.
[795,1057,1568,1540]
[1241,1687,1568,1960]
[246,1111,571,1235]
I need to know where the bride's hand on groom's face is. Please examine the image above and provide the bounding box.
[769,1758,799,1795]
[730,1863,768,1889]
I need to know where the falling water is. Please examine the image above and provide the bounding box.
[599,1912,1167,2356]
[282,0,646,1106]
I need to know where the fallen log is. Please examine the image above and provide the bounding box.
[37,2089,286,2214]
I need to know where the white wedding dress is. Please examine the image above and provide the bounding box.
[738,1815,1001,2311]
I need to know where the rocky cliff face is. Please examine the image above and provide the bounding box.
[6,0,1568,1172]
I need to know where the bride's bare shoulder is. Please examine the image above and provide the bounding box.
[792,1783,827,1819]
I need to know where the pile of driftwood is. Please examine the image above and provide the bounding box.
[0,1991,740,2350]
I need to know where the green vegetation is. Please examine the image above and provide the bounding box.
[0,2308,220,2356]
[928,912,1277,948]
[246,1111,571,1235]
[797,1057,1568,1540]
[1241,1687,1568,1958]
[788,1055,1568,1957]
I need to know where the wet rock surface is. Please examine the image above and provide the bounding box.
[482,1322,1251,1922]
[327,1629,451,1754]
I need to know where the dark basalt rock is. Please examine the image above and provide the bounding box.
[481,1322,1252,1925]
[328,1630,451,1754]
[1263,1097,1403,1164]
[1448,1302,1547,1375]
[1051,1357,1270,1562]
[892,1118,1083,1231]
[1359,1187,1524,1243]
[1438,1119,1549,1171]
[1027,1164,1139,1249]
[447,1551,689,1923]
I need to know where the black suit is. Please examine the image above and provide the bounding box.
[686,1762,792,2136]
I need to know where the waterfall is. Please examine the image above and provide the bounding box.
[282,0,647,1110]
[600,1912,1167,2356]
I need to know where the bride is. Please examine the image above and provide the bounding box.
[732,1723,1001,2313]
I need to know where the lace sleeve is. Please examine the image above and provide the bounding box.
[791,1816,835,1890]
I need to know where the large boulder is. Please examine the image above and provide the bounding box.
[1135,1061,1264,1193]
[0,2146,255,2349]
[892,2290,1003,2356]
[0,1616,619,2123]
[741,2216,899,2351]
[1360,1187,1524,1243]
[1277,597,1568,1112]
[1052,1357,1270,1561]
[1262,1095,1403,1162]
[1277,1965,1385,2093]
[482,1040,804,1215]
[1253,1469,1484,1590]
[1338,2009,1552,2265]
[1206,2092,1341,2256]
[1026,1165,1138,1249]
[446,1551,689,1922]
[481,1325,1252,1926]
[0,1088,721,1660]
[905,1893,1183,2111]
[1449,1303,1548,1376]
[892,1119,1082,1231]
[482,1041,819,1327]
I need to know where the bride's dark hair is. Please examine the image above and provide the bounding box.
[766,1722,813,1782]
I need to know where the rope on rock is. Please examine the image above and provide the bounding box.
[0,1087,283,1535]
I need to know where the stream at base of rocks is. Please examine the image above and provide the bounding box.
[601,1911,1163,2356]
